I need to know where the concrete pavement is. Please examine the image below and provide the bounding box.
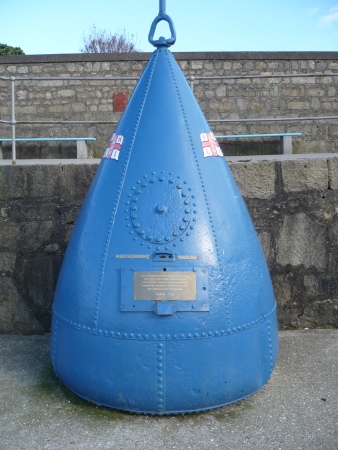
[0,330,337,450]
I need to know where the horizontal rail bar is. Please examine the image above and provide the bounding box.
[215,133,302,138]
[188,72,338,81]
[209,116,338,123]
[15,120,119,125]
[0,137,96,142]
[1,116,337,127]
[0,76,139,81]
[1,73,338,83]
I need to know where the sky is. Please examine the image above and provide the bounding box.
[1,0,338,55]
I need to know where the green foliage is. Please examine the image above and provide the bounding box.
[80,25,139,53]
[0,43,25,55]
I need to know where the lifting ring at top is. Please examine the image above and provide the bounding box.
[148,0,176,47]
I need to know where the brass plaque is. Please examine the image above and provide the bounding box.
[134,271,196,301]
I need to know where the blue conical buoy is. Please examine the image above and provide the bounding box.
[50,2,278,414]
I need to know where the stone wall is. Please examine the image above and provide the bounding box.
[1,51,338,157]
[0,154,337,334]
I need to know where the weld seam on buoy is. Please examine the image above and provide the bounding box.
[165,48,231,328]
[52,304,276,339]
[50,318,60,376]
[156,342,165,412]
[93,51,159,329]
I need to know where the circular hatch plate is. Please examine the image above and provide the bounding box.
[130,174,192,244]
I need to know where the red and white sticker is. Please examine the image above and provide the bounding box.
[103,133,124,160]
[200,132,222,158]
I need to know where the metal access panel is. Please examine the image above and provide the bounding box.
[113,92,128,112]
[120,267,209,314]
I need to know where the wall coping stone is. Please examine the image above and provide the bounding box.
[1,51,338,65]
[0,153,336,166]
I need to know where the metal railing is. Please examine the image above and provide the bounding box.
[1,71,338,164]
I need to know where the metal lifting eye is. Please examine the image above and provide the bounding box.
[148,0,176,48]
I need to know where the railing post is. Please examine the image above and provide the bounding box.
[10,76,16,165]
[188,75,194,92]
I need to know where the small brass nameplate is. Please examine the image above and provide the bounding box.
[134,271,196,301]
